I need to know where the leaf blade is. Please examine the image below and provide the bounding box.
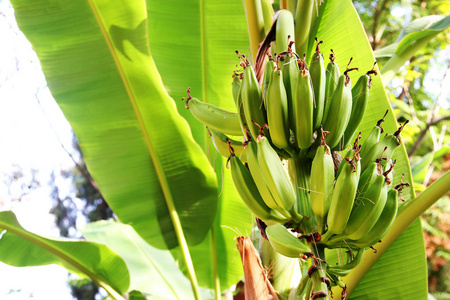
[11,0,218,251]
[0,211,129,297]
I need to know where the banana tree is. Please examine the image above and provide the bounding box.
[2,0,449,299]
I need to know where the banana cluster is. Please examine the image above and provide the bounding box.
[183,9,409,300]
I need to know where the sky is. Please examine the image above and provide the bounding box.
[0,1,82,298]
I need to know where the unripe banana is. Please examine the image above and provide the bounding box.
[232,72,248,137]
[266,223,312,258]
[266,66,291,149]
[323,50,340,122]
[342,171,388,240]
[281,50,300,134]
[183,89,243,136]
[257,137,301,221]
[360,121,408,173]
[207,127,246,162]
[238,53,269,141]
[347,187,400,248]
[322,59,358,149]
[357,161,377,194]
[275,10,296,55]
[229,154,287,223]
[232,71,242,104]
[294,0,314,56]
[293,58,314,149]
[263,56,276,109]
[323,157,360,239]
[359,110,387,158]
[338,66,377,151]
[327,248,365,276]
[335,133,361,179]
[245,140,281,212]
[310,128,335,234]
[309,38,326,131]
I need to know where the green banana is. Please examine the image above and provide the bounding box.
[327,248,365,276]
[293,58,314,149]
[347,187,400,248]
[266,223,312,258]
[322,59,358,149]
[335,133,361,179]
[323,50,340,122]
[207,127,246,162]
[238,52,268,141]
[266,66,291,149]
[232,70,242,103]
[359,110,387,158]
[245,140,281,212]
[183,88,243,136]
[229,154,287,223]
[342,170,388,240]
[281,49,299,135]
[294,0,314,56]
[309,38,326,131]
[323,157,360,239]
[232,71,248,137]
[338,65,377,151]
[263,55,276,109]
[360,121,408,173]
[257,137,301,221]
[275,9,296,55]
[310,127,335,234]
[356,161,377,195]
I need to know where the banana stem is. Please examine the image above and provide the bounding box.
[289,158,316,232]
[260,0,274,34]
[242,0,266,64]
[335,170,450,297]
[294,0,314,58]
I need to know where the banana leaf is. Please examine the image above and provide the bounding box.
[10,0,218,252]
[81,220,213,299]
[10,0,253,293]
[0,211,129,298]
[146,0,254,290]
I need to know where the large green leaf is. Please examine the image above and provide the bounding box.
[81,220,213,300]
[147,0,254,291]
[312,1,426,298]
[0,211,129,298]
[11,0,218,251]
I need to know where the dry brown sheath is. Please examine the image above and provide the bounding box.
[236,236,279,300]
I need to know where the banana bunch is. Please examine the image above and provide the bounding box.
[182,8,411,299]
[320,120,409,249]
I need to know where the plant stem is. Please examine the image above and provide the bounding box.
[289,158,316,232]
[210,227,221,300]
[334,170,450,297]
[242,0,266,64]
